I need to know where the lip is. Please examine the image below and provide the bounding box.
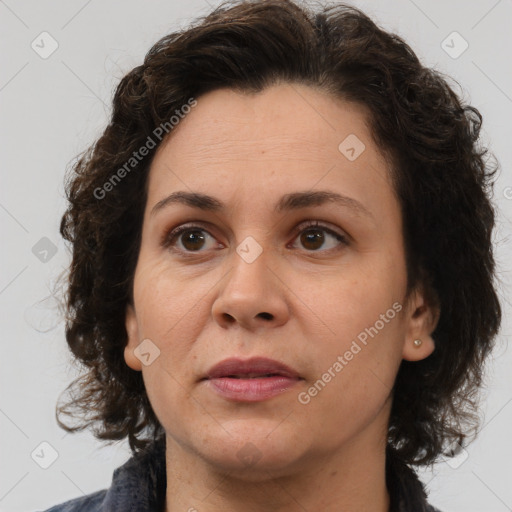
[201,357,302,402]
[204,356,300,380]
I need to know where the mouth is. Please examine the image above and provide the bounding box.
[201,357,303,402]
[220,373,284,378]
[203,356,301,380]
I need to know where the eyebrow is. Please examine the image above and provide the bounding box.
[150,190,374,220]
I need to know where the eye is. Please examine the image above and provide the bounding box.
[162,223,220,253]
[290,220,348,252]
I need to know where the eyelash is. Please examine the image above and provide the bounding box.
[161,220,349,256]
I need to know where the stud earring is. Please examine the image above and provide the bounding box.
[413,339,422,347]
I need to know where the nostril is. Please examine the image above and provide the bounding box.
[222,313,236,323]
[257,312,273,320]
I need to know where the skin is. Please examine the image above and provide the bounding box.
[124,83,439,512]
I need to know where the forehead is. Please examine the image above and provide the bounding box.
[158,85,372,158]
[146,84,395,211]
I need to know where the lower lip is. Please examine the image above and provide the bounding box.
[205,376,300,402]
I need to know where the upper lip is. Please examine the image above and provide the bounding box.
[203,357,301,380]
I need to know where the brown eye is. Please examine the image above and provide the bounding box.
[180,229,207,251]
[299,229,326,251]
[292,222,348,252]
[163,225,219,253]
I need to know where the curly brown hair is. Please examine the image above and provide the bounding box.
[56,0,502,466]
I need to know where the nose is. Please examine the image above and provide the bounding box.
[211,246,290,331]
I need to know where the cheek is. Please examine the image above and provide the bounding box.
[131,262,215,409]
[294,256,404,344]
[294,271,405,428]
[133,259,213,339]
[133,265,211,437]
[142,365,210,450]
[297,315,403,449]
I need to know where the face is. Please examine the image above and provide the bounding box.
[124,83,436,478]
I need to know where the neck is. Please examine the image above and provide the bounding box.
[164,417,391,512]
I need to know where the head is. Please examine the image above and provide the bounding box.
[57,0,501,468]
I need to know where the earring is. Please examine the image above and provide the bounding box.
[413,339,422,347]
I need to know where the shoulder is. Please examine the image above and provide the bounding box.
[39,438,167,512]
[39,489,106,512]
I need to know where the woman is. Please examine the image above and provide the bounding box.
[45,0,501,510]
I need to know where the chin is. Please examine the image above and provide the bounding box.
[195,424,308,478]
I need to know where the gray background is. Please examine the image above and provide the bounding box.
[1,0,511,511]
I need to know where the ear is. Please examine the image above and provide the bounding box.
[124,303,143,371]
[402,286,440,362]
